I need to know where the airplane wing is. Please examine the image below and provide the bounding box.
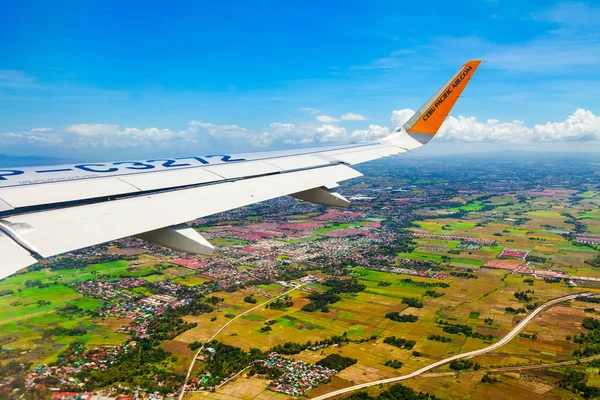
[0,60,481,279]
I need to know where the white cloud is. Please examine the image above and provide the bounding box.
[351,125,392,141]
[316,115,340,123]
[340,113,367,121]
[315,124,347,143]
[2,109,599,155]
[437,108,600,143]
[391,109,416,129]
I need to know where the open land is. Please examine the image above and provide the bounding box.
[2,154,600,399]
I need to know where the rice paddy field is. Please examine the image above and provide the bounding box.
[191,185,600,399]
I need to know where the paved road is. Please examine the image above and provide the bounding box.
[416,353,600,380]
[311,292,594,400]
[178,284,306,400]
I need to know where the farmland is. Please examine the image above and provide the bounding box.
[2,154,600,399]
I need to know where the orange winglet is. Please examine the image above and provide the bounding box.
[405,60,481,135]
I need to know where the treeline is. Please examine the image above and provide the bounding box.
[514,291,533,302]
[385,312,418,323]
[402,297,424,308]
[42,327,88,338]
[347,383,441,400]
[271,333,376,355]
[437,321,495,340]
[302,278,366,312]
[449,271,477,279]
[449,359,480,371]
[559,369,600,398]
[572,317,600,357]
[424,290,444,298]
[316,354,357,371]
[427,335,452,343]
[505,306,527,314]
[383,336,416,350]
[399,278,449,289]
[267,297,293,310]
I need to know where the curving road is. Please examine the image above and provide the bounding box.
[178,283,306,400]
[311,291,594,400]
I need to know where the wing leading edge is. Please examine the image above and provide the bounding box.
[0,60,481,279]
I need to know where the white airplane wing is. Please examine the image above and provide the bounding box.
[0,60,481,279]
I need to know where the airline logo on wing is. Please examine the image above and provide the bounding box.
[407,60,481,135]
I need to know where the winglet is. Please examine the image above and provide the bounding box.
[402,60,481,144]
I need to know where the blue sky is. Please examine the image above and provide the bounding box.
[1,0,599,160]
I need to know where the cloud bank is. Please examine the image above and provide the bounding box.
[1,109,599,156]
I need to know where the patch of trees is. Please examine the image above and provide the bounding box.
[578,296,600,304]
[559,369,600,399]
[427,335,452,343]
[36,300,51,307]
[449,359,480,371]
[301,291,341,312]
[87,339,181,394]
[200,341,265,387]
[424,290,444,298]
[402,297,424,308]
[449,271,477,279]
[57,304,87,319]
[0,289,14,297]
[383,336,416,350]
[525,255,547,263]
[572,317,600,357]
[544,277,562,283]
[377,281,392,286]
[260,325,272,333]
[267,297,293,310]
[276,269,307,281]
[519,333,538,339]
[484,318,494,325]
[481,373,499,383]
[189,341,202,350]
[316,354,357,371]
[302,278,366,312]
[271,333,376,355]
[586,255,600,269]
[583,317,600,330]
[42,327,88,338]
[438,321,495,340]
[25,279,47,288]
[385,312,418,323]
[323,278,366,293]
[384,359,403,369]
[346,383,441,400]
[505,306,527,314]
[523,278,535,285]
[399,278,449,289]
[243,295,257,304]
[514,291,533,302]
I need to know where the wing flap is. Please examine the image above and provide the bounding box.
[0,232,37,278]
[0,178,141,209]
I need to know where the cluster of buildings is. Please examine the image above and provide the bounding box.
[262,353,336,396]
[73,278,148,300]
[25,342,134,391]
[498,248,530,260]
